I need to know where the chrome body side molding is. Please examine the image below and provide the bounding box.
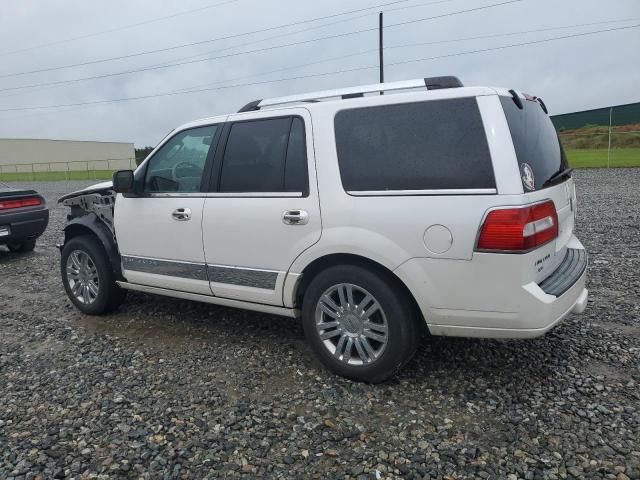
[122,256,208,281]
[121,255,280,290]
[208,265,278,290]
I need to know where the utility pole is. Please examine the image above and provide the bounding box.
[379,11,384,89]
[607,107,613,168]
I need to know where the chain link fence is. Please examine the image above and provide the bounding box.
[559,126,640,168]
[0,158,136,182]
[554,104,640,168]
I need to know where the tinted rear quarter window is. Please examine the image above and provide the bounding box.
[500,96,568,191]
[334,98,495,191]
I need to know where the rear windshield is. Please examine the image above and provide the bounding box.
[500,96,569,191]
[334,98,495,191]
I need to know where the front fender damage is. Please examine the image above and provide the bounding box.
[58,184,122,278]
[59,184,116,238]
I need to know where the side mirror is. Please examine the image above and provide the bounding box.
[112,170,135,194]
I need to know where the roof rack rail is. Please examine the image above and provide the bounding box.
[241,76,462,111]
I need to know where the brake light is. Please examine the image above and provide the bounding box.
[0,196,42,211]
[476,200,558,252]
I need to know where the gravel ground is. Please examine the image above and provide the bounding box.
[1,169,639,480]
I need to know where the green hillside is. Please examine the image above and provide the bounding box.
[559,123,640,167]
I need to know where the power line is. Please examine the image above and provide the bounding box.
[0,29,376,93]
[122,18,640,96]
[140,0,459,72]
[170,49,379,94]
[0,9,382,101]
[0,0,461,102]
[0,0,412,78]
[386,23,640,67]
[385,17,640,50]
[0,1,454,101]
[0,15,381,101]
[0,0,510,81]
[0,0,524,93]
[0,0,242,58]
[2,23,637,114]
[4,15,634,103]
[8,16,634,116]
[4,48,380,121]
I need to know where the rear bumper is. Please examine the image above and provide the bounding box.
[394,235,588,339]
[426,284,588,339]
[0,207,49,244]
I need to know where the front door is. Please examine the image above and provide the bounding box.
[115,123,221,295]
[202,109,321,306]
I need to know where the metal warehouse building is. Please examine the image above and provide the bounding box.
[0,138,135,174]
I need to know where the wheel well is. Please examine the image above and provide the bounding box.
[295,253,428,334]
[64,223,97,242]
[63,222,123,280]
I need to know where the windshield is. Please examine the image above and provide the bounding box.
[500,96,569,191]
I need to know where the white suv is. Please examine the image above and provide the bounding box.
[58,77,588,383]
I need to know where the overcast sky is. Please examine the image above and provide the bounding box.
[1,0,638,146]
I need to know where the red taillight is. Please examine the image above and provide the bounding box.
[0,196,42,211]
[476,200,558,253]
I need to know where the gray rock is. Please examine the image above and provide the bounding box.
[1,171,639,479]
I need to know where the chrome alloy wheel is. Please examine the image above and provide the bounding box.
[66,250,100,305]
[315,283,389,366]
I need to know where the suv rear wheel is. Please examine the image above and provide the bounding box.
[61,235,126,315]
[302,264,419,383]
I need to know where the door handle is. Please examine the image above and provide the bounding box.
[282,209,309,225]
[171,207,192,221]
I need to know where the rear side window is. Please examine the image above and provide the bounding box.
[500,96,568,191]
[334,98,495,192]
[219,117,308,194]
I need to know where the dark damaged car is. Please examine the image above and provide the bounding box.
[0,185,49,252]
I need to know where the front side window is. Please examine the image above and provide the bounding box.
[219,116,308,194]
[144,125,217,193]
[334,98,495,191]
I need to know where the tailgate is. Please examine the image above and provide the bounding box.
[499,92,578,283]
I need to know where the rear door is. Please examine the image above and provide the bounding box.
[500,94,577,281]
[201,108,321,306]
[115,124,222,295]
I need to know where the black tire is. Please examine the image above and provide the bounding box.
[61,235,126,315]
[7,238,37,252]
[301,264,419,383]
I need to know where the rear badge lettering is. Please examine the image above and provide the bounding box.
[534,253,551,272]
[520,163,535,191]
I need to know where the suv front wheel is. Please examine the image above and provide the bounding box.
[61,235,126,315]
[302,264,420,383]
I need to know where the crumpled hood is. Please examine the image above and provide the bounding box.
[58,181,113,203]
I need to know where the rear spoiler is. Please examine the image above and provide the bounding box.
[508,89,549,114]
